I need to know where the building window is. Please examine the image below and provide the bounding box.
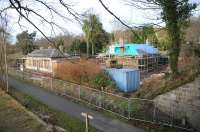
[44,60,50,70]
[38,60,41,68]
[33,60,37,67]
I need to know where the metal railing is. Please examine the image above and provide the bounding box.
[8,68,200,131]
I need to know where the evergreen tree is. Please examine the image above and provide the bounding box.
[16,31,37,55]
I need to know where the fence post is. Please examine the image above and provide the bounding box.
[78,85,81,100]
[128,99,131,119]
[62,81,65,94]
[50,77,53,91]
[171,103,173,126]
[153,101,156,122]
[22,70,24,80]
[101,87,104,108]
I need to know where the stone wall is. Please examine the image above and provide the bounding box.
[154,77,200,130]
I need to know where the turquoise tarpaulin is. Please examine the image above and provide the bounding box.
[108,43,158,56]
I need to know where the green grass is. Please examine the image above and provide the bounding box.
[9,88,99,132]
[0,89,46,132]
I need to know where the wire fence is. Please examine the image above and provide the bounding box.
[8,68,200,131]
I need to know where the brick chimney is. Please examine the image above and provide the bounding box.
[119,38,124,47]
[119,38,125,55]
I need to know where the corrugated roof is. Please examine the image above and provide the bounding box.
[27,48,69,58]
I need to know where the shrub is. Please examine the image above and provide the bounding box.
[179,43,200,72]
[191,43,200,57]
[55,59,116,90]
[55,59,100,83]
[90,72,115,90]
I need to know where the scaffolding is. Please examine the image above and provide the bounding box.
[136,54,159,73]
[103,54,168,73]
[114,55,158,72]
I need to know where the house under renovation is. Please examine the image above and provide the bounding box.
[24,48,69,75]
[105,43,168,72]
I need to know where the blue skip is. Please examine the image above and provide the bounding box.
[105,68,140,92]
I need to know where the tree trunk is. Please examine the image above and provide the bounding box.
[169,43,180,75]
[86,39,89,58]
[164,0,182,76]
[91,43,94,56]
[168,23,181,75]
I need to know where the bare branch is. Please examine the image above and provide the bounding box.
[58,0,82,25]
[124,0,160,10]
[2,0,83,53]
[34,0,73,23]
[9,0,57,47]
[98,0,142,41]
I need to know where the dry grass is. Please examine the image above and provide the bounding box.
[55,59,101,84]
[55,59,116,90]
[0,89,46,132]
[133,44,200,99]
[133,67,200,99]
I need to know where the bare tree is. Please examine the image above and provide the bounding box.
[0,0,83,48]
[0,14,9,92]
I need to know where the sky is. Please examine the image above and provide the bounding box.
[1,0,200,43]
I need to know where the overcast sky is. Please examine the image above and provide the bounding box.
[2,0,200,43]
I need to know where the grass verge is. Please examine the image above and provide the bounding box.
[0,89,46,132]
[9,88,99,132]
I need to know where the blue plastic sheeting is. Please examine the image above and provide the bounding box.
[105,68,140,92]
[107,43,158,56]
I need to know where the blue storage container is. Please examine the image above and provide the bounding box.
[105,68,140,92]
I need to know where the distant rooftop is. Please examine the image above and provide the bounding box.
[27,48,69,58]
